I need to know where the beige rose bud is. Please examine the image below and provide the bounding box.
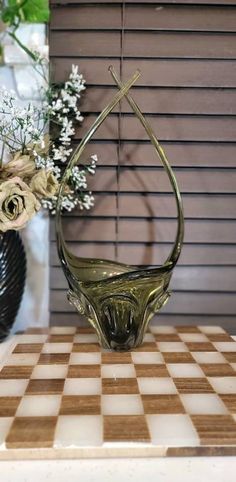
[0,177,41,233]
[30,169,59,199]
[2,153,36,179]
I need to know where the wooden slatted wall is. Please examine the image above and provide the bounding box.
[49,0,236,332]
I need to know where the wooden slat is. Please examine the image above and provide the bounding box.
[50,31,236,59]
[79,142,236,168]
[50,242,236,267]
[50,1,236,6]
[50,219,236,243]
[51,5,236,32]
[50,290,236,315]
[51,58,236,88]
[81,87,236,115]
[50,265,236,292]
[76,167,236,194]
[76,115,236,142]
[73,194,236,219]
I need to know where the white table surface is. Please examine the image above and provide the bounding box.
[1,334,236,482]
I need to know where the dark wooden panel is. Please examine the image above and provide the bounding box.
[124,31,236,59]
[78,167,236,194]
[80,142,236,168]
[50,31,120,56]
[50,265,236,292]
[66,194,236,219]
[51,5,121,29]
[50,1,236,6]
[81,87,236,115]
[125,5,236,32]
[50,290,236,315]
[51,58,236,88]
[50,31,236,59]
[76,115,236,142]
[50,218,236,243]
[50,242,236,267]
[51,5,236,32]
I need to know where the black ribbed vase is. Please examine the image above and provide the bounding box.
[0,231,26,341]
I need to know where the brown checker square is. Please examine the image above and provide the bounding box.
[67,364,101,378]
[104,415,150,442]
[222,352,236,363]
[60,395,100,415]
[176,326,201,333]
[0,397,21,417]
[173,377,214,393]
[26,379,65,395]
[13,343,43,354]
[154,334,181,342]
[207,334,234,342]
[6,416,57,448]
[102,378,139,394]
[102,352,132,364]
[25,328,50,334]
[46,334,74,343]
[133,342,157,352]
[200,363,235,377]
[0,365,33,379]
[142,394,185,414]
[72,343,100,352]
[162,352,196,364]
[191,415,236,445]
[38,353,70,365]
[220,395,236,412]
[186,342,217,352]
[76,327,95,334]
[135,364,169,377]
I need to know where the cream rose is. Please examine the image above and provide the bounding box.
[30,169,59,199]
[0,177,41,233]
[2,153,36,179]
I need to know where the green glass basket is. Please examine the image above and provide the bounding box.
[56,68,184,351]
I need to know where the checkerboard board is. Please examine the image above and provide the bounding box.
[0,325,236,459]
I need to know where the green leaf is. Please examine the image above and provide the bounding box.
[2,0,49,25]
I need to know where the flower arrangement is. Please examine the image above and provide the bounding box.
[0,62,97,233]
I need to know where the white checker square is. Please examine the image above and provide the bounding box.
[231,363,236,371]
[167,364,204,378]
[131,352,164,364]
[15,334,48,343]
[0,418,13,446]
[0,379,28,397]
[101,364,136,378]
[147,414,199,447]
[149,326,177,334]
[191,351,227,364]
[213,342,236,352]
[42,343,73,354]
[102,394,143,415]
[31,364,68,379]
[199,326,225,334]
[4,353,39,366]
[138,377,177,395]
[73,334,98,343]
[209,377,236,394]
[143,333,156,342]
[64,378,101,395]
[179,333,208,342]
[69,353,101,365]
[16,395,61,417]
[180,394,228,415]
[158,342,187,352]
[55,415,102,447]
[50,326,76,335]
